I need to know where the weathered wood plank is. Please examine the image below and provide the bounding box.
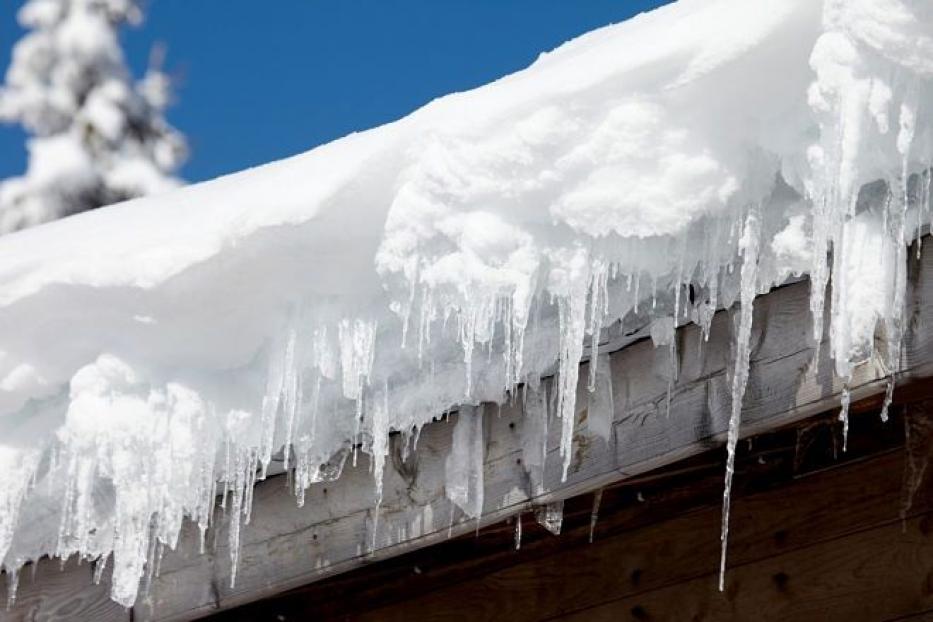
[6,241,933,621]
[890,610,933,621]
[0,557,128,622]
[333,427,923,622]
[210,400,916,621]
[557,514,933,622]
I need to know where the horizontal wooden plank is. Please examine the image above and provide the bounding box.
[890,610,933,621]
[0,556,128,622]
[332,414,923,622]
[560,512,933,622]
[6,241,933,621]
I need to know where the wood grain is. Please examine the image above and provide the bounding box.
[346,440,928,622]
[557,514,933,622]
[0,557,128,622]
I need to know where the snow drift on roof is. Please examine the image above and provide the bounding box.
[0,0,931,607]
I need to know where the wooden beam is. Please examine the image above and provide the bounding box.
[5,242,933,621]
[0,556,128,622]
[319,411,931,622]
[561,515,933,622]
[209,398,916,621]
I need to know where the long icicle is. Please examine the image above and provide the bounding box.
[719,206,761,591]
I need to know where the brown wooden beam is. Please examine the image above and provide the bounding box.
[210,401,929,621]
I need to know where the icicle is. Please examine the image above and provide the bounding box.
[513,514,522,551]
[719,207,761,592]
[673,234,688,321]
[154,540,165,580]
[458,297,496,400]
[370,382,390,552]
[535,500,563,535]
[338,318,377,465]
[5,567,19,610]
[259,333,286,480]
[877,103,919,423]
[633,272,641,313]
[650,317,677,418]
[839,384,851,452]
[444,405,485,521]
[220,438,232,511]
[339,318,378,404]
[143,531,159,597]
[399,262,419,349]
[587,353,614,441]
[650,317,676,347]
[508,282,534,392]
[917,176,925,261]
[281,326,301,472]
[227,449,255,589]
[371,382,390,508]
[587,261,609,392]
[370,505,381,555]
[666,339,677,418]
[698,301,715,342]
[880,376,895,423]
[243,451,259,524]
[926,167,933,236]
[589,489,603,544]
[521,382,549,496]
[556,251,590,481]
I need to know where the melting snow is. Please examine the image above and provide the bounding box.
[0,0,931,607]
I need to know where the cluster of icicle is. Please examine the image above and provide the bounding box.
[1,0,933,610]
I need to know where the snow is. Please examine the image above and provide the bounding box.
[0,0,931,608]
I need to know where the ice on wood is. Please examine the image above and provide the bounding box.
[521,382,550,496]
[444,405,485,521]
[535,500,564,536]
[0,0,931,607]
[586,353,614,442]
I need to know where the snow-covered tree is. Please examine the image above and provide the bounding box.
[0,0,187,233]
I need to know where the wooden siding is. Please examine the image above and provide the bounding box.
[211,400,933,622]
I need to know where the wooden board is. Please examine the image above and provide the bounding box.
[223,404,931,621]
[353,451,923,622]
[559,515,933,622]
[0,557,128,622]
[5,241,933,621]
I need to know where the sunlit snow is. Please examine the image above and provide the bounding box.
[0,0,931,607]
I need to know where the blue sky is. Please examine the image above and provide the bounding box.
[0,1,670,184]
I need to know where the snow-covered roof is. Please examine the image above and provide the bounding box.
[0,0,931,608]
